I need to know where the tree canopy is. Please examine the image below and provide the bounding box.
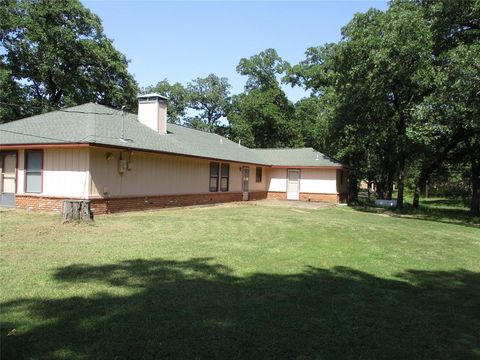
[285,0,480,213]
[186,74,231,131]
[143,79,189,124]
[228,49,299,148]
[0,0,138,122]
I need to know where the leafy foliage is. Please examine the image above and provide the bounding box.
[0,0,138,122]
[285,0,479,213]
[415,0,480,214]
[228,49,299,148]
[236,48,289,91]
[228,88,298,148]
[0,65,25,122]
[287,3,434,205]
[143,79,189,124]
[293,96,332,152]
[186,74,231,131]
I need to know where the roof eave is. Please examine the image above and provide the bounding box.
[0,143,90,150]
[0,142,347,169]
[88,143,270,167]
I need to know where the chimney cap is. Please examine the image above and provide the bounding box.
[137,93,168,102]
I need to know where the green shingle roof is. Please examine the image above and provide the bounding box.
[253,148,342,167]
[0,103,343,167]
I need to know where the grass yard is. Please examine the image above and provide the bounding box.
[355,193,480,227]
[1,202,479,359]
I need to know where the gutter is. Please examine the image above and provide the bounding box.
[0,142,348,169]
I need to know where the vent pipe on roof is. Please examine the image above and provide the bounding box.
[137,93,168,134]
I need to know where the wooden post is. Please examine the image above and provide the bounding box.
[61,200,93,223]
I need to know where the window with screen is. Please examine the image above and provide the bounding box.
[25,150,43,193]
[220,163,229,192]
[256,167,262,183]
[209,162,219,192]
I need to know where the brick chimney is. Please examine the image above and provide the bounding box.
[137,93,168,134]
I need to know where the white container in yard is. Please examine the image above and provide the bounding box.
[375,199,397,208]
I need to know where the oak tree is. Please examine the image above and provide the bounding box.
[0,0,138,121]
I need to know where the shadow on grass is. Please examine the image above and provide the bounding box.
[421,198,470,208]
[1,258,479,359]
[352,197,479,228]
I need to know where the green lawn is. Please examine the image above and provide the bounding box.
[356,193,480,227]
[1,203,479,359]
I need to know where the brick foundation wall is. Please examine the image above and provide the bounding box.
[14,192,268,215]
[15,195,68,212]
[248,191,268,201]
[14,191,349,214]
[267,191,347,203]
[267,192,287,200]
[299,193,339,203]
[90,191,268,214]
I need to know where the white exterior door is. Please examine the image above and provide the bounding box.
[287,169,300,200]
[0,153,17,207]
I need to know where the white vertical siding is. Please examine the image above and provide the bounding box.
[16,149,25,193]
[300,168,337,194]
[90,149,202,196]
[250,166,267,191]
[89,148,258,197]
[267,167,339,194]
[16,148,89,197]
[267,168,288,192]
[42,148,89,197]
[229,163,243,192]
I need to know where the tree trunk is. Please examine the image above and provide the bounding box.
[396,159,405,209]
[386,171,394,200]
[413,177,429,209]
[377,173,393,200]
[471,159,480,216]
[413,186,420,208]
[348,176,358,204]
[376,180,385,200]
[412,172,424,209]
[61,200,93,223]
[386,184,393,200]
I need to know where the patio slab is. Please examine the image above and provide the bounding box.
[248,199,337,209]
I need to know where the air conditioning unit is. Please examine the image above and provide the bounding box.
[118,159,128,174]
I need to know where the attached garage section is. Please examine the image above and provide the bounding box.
[266,167,347,203]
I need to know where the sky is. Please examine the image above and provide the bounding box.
[83,1,388,102]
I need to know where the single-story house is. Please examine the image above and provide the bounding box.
[0,94,348,214]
